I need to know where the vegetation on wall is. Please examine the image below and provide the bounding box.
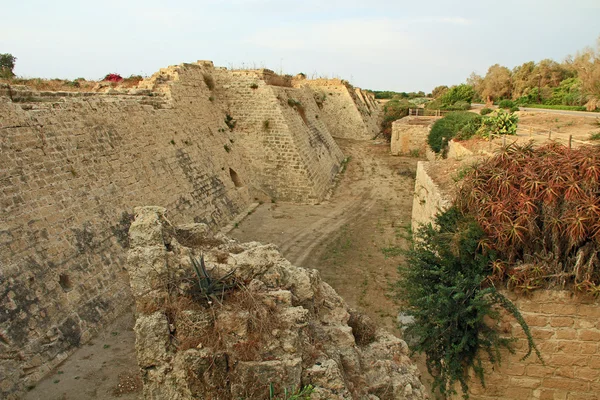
[399,207,540,399]
[458,142,600,293]
[427,112,482,153]
[380,99,411,140]
[428,110,519,153]
[402,142,599,398]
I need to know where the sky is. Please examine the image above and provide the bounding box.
[2,0,599,92]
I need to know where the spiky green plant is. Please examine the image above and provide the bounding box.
[190,255,236,303]
[399,207,540,399]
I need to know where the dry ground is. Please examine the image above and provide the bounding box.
[231,139,419,332]
[24,139,425,398]
[24,313,141,400]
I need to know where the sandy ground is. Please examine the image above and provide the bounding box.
[231,139,419,333]
[24,138,429,399]
[24,313,141,400]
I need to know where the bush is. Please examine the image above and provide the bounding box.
[103,73,123,82]
[480,108,493,115]
[380,99,411,140]
[498,99,515,109]
[425,98,442,110]
[482,110,518,137]
[509,106,520,113]
[441,84,475,106]
[453,100,471,111]
[523,104,588,112]
[399,207,539,398]
[428,112,482,153]
[0,53,16,78]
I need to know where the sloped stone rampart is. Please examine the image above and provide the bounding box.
[0,61,349,397]
[301,79,380,140]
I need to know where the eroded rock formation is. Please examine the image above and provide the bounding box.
[127,206,426,399]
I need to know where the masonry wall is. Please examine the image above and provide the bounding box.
[0,62,347,397]
[391,116,438,156]
[411,161,600,400]
[411,161,452,233]
[301,79,380,140]
[212,69,345,202]
[465,290,600,400]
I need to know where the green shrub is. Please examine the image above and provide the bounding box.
[453,100,471,111]
[455,116,484,140]
[523,104,588,112]
[399,207,540,399]
[441,84,475,106]
[0,53,16,78]
[480,108,493,116]
[590,132,600,141]
[425,98,442,110]
[224,114,236,130]
[428,112,482,153]
[509,106,520,113]
[498,99,515,109]
[203,73,215,90]
[482,110,518,137]
[380,99,411,140]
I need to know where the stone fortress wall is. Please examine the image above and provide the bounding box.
[0,61,377,398]
[300,79,380,140]
[390,116,439,156]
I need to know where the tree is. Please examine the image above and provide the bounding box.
[567,37,600,98]
[440,84,475,106]
[0,53,16,78]
[511,61,536,99]
[480,64,512,102]
[431,85,449,99]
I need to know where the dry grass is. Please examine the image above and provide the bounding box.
[265,74,293,88]
[0,75,144,92]
[347,311,377,346]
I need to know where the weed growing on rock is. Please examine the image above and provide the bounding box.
[203,73,215,90]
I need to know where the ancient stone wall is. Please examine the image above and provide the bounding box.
[411,161,452,233]
[390,116,439,156]
[411,160,600,399]
[466,290,600,400]
[212,69,345,202]
[0,61,347,397]
[126,206,426,400]
[301,79,380,140]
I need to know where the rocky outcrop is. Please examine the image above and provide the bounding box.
[126,206,426,399]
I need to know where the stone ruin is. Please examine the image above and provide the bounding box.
[126,206,426,399]
[0,60,382,397]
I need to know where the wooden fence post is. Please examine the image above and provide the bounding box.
[569,135,573,149]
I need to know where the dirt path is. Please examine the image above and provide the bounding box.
[231,138,419,333]
[24,138,423,398]
[24,312,141,400]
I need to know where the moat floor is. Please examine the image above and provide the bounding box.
[25,312,141,400]
[231,138,419,334]
[25,139,424,399]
